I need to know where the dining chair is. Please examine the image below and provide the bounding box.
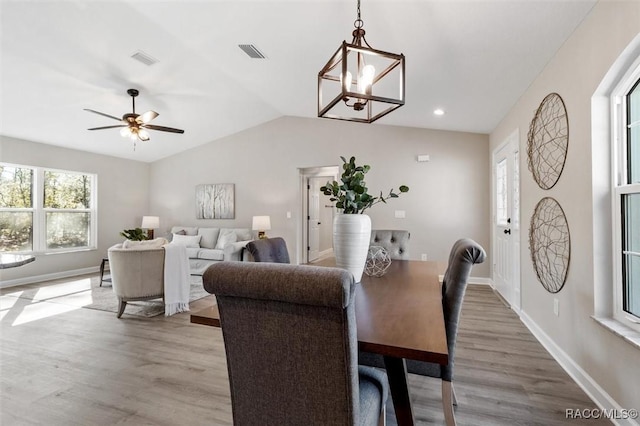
[203,262,388,426]
[245,236,290,263]
[369,230,410,260]
[359,238,486,426]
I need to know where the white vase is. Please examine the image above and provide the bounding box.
[333,214,371,282]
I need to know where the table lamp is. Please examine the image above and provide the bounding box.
[141,216,160,239]
[252,215,271,239]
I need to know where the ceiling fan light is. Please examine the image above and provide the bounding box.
[120,127,132,137]
[138,129,150,141]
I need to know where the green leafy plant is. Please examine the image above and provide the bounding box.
[321,156,409,214]
[120,228,149,241]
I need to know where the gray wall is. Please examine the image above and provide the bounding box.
[0,136,150,283]
[490,0,640,412]
[150,116,491,276]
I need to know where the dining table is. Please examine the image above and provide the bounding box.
[190,259,449,426]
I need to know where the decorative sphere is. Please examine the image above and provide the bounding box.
[364,246,392,277]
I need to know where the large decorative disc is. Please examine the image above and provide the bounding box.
[527,93,569,190]
[529,197,571,293]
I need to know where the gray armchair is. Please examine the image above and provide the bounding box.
[359,238,486,426]
[203,262,388,426]
[370,230,410,260]
[245,237,290,263]
[107,244,165,318]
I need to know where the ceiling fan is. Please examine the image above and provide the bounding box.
[84,88,184,142]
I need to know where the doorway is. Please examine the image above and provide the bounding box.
[492,130,521,311]
[299,166,339,264]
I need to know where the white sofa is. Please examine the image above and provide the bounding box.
[170,226,253,275]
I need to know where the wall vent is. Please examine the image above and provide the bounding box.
[131,50,159,66]
[239,44,266,59]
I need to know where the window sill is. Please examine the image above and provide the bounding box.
[592,316,640,350]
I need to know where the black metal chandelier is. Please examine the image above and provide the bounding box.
[318,0,405,123]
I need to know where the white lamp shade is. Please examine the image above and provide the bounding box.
[141,216,160,229]
[252,215,271,231]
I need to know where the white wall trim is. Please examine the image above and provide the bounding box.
[0,266,99,288]
[520,310,639,426]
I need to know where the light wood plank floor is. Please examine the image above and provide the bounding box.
[1,275,605,425]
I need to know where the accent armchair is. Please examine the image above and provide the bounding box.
[203,261,388,426]
[107,243,165,318]
[359,238,486,426]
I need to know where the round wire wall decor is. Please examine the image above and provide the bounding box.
[529,197,571,293]
[527,93,569,190]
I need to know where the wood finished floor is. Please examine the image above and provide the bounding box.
[1,275,605,425]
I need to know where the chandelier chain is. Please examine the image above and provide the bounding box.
[354,0,363,29]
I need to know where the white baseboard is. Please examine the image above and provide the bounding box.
[0,266,99,288]
[520,310,639,426]
[469,276,492,286]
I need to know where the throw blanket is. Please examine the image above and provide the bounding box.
[162,243,191,316]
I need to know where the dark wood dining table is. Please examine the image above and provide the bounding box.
[190,259,448,426]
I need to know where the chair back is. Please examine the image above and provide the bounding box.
[440,238,486,381]
[107,244,165,299]
[203,262,360,426]
[370,230,410,260]
[245,237,290,263]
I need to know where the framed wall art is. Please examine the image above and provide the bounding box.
[195,184,235,219]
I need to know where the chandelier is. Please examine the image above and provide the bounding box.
[318,0,405,123]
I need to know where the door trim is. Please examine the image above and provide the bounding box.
[299,166,339,264]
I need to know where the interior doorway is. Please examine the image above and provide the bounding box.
[299,166,339,264]
[492,130,521,312]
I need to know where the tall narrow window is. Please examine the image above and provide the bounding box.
[0,165,34,251]
[44,170,93,250]
[622,78,640,319]
[614,69,640,329]
[496,158,508,225]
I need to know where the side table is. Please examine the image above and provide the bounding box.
[100,258,112,286]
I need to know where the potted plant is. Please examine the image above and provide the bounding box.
[120,228,149,241]
[321,156,409,281]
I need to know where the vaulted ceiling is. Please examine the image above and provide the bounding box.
[1,0,597,162]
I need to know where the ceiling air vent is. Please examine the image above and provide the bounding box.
[131,50,159,66]
[239,44,266,59]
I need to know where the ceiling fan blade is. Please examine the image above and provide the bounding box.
[88,125,128,130]
[143,124,184,134]
[137,110,159,124]
[84,108,123,122]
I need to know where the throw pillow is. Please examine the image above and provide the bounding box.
[175,229,187,235]
[170,233,202,248]
[215,229,237,249]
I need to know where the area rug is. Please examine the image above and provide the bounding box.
[81,275,210,318]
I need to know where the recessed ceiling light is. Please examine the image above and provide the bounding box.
[433,108,445,116]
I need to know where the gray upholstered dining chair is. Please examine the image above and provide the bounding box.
[359,238,486,426]
[203,261,388,426]
[370,230,410,260]
[245,237,290,263]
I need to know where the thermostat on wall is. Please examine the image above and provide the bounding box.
[417,155,430,162]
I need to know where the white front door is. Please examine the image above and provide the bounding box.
[493,130,521,311]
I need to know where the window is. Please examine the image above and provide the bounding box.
[0,164,96,254]
[613,66,640,330]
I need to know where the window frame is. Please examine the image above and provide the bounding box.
[0,162,98,255]
[612,63,640,332]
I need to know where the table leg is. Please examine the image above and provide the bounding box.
[383,356,415,426]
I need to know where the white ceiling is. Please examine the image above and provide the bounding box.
[0,0,597,163]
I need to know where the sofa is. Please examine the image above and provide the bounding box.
[170,226,253,275]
